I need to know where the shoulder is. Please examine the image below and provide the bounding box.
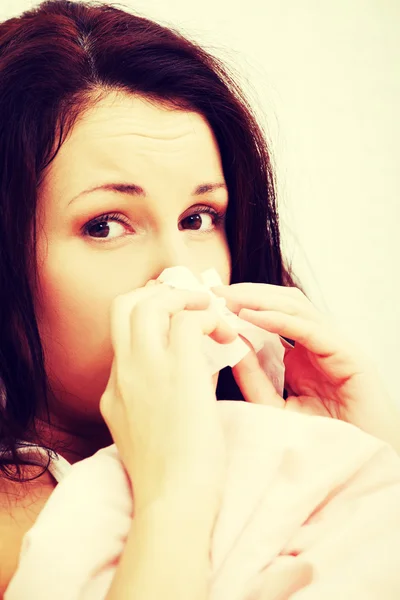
[0,467,56,596]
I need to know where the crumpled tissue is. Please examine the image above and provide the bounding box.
[157,266,286,397]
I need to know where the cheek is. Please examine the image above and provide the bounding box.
[212,236,231,286]
[35,248,114,376]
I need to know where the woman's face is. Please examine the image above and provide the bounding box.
[35,92,231,429]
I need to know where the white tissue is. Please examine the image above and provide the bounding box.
[157,266,286,397]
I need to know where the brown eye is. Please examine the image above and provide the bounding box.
[86,220,113,238]
[179,207,225,233]
[181,213,210,230]
[83,213,131,241]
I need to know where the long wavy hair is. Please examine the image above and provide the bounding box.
[0,0,305,481]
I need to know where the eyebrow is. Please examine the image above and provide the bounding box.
[68,181,227,205]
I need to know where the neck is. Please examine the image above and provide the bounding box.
[28,412,113,465]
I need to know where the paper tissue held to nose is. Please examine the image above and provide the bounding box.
[157,266,286,397]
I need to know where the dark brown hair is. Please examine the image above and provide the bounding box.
[0,0,304,481]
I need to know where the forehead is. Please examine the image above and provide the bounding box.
[74,93,203,135]
[61,92,218,158]
[40,92,223,199]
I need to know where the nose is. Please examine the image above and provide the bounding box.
[150,228,203,282]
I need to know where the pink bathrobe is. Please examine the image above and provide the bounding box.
[5,400,400,599]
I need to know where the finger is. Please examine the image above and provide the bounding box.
[238,308,339,359]
[211,283,311,316]
[111,287,211,365]
[180,306,239,345]
[259,558,313,600]
[169,309,238,361]
[232,337,285,408]
[209,320,239,345]
[133,288,220,357]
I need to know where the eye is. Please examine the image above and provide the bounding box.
[179,206,226,234]
[82,212,131,241]
[82,206,226,243]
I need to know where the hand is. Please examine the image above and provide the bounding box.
[100,281,239,517]
[211,283,400,449]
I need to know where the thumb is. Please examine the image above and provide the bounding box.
[232,336,285,409]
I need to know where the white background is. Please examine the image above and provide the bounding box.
[1,0,399,404]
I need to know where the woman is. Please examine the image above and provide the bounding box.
[0,1,399,597]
